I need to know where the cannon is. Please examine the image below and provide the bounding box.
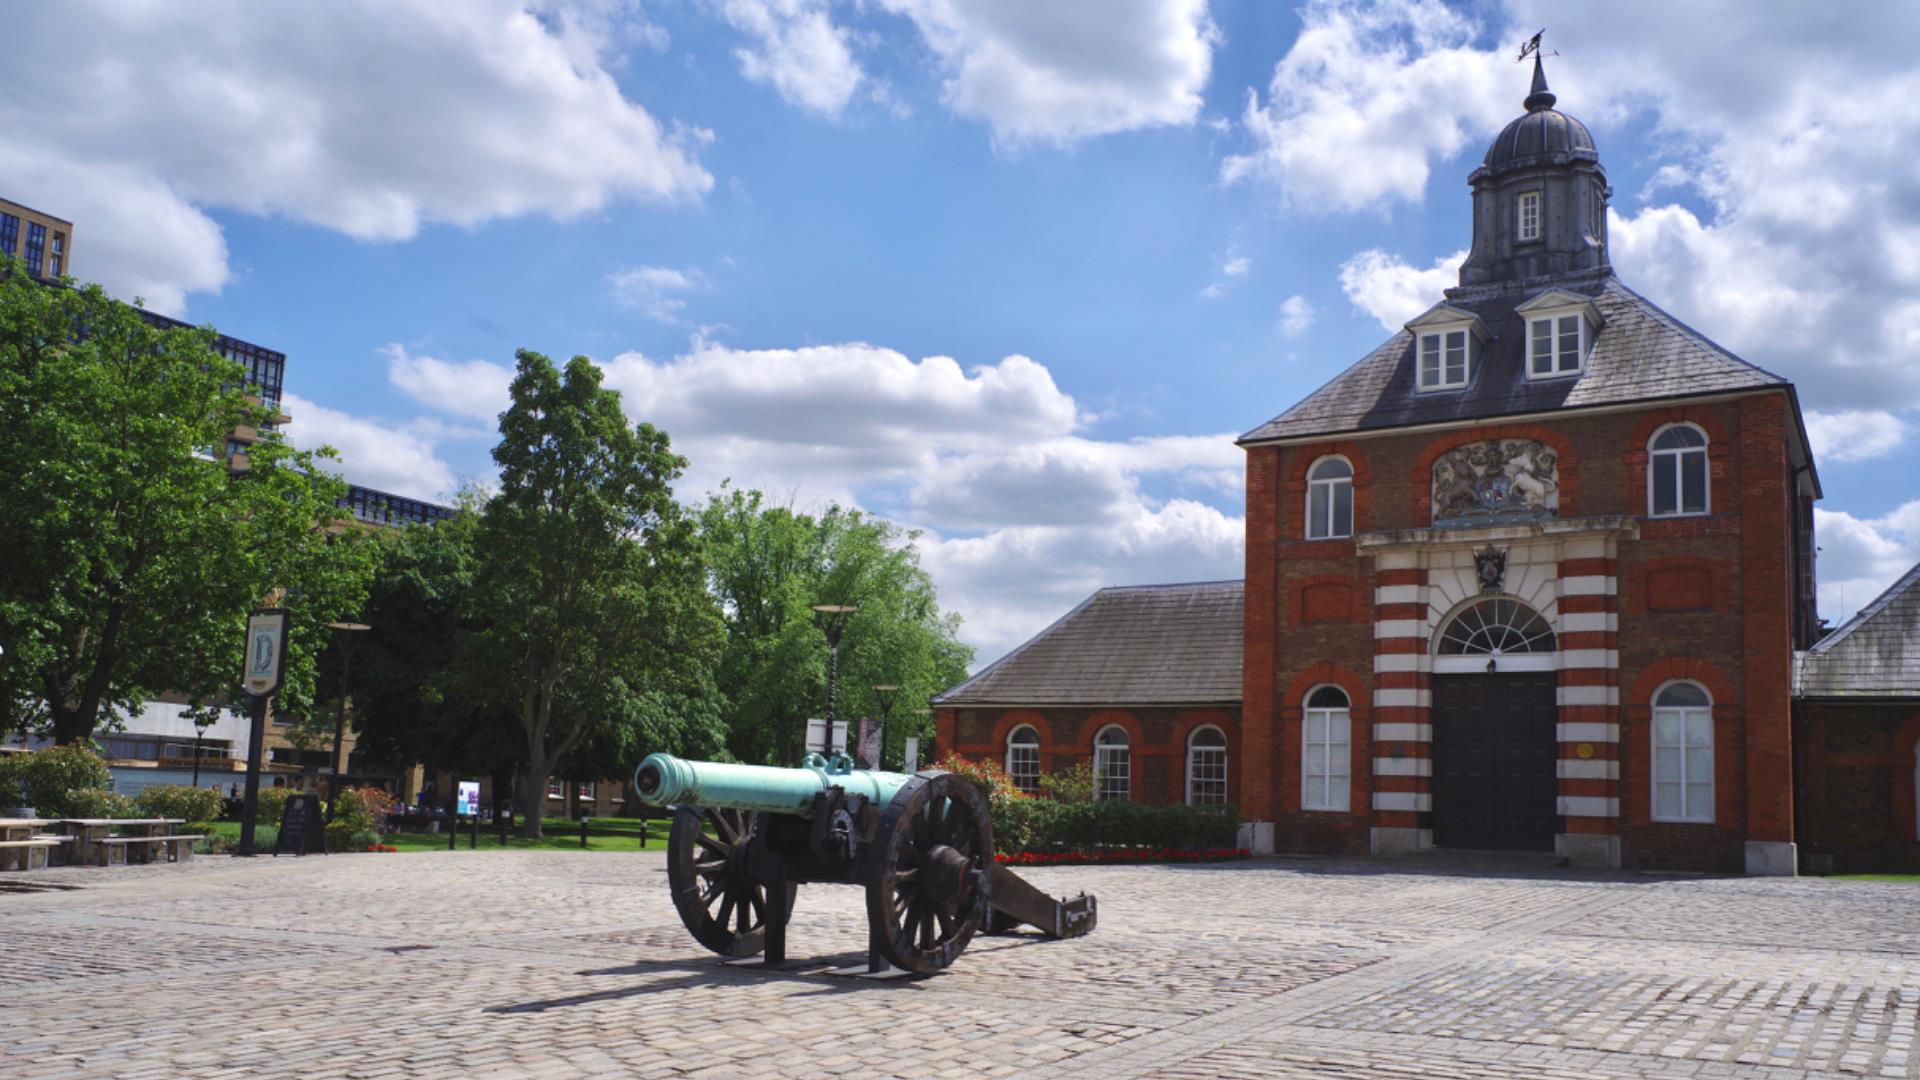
[634,751,1097,975]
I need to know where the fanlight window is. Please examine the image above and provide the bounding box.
[1437,599,1556,655]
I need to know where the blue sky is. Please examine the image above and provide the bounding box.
[9,1,1919,663]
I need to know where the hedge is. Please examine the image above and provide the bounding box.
[992,796,1240,855]
[135,784,225,823]
[0,744,118,817]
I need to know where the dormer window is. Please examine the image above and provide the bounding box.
[1517,191,1541,242]
[1514,289,1602,382]
[1404,303,1488,394]
[1420,330,1469,390]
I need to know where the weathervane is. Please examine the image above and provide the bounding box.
[1517,30,1558,63]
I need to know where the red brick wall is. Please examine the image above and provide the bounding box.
[1796,702,1920,873]
[944,705,1242,807]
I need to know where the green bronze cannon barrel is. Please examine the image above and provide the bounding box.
[633,751,913,817]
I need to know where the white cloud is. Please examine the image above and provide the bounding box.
[1814,502,1920,627]
[382,345,516,425]
[1803,410,1910,465]
[1222,0,1509,212]
[1338,248,1466,330]
[879,0,1219,146]
[378,335,1241,663]
[281,393,460,504]
[3,1,711,314]
[722,0,864,115]
[609,265,705,322]
[1279,294,1315,337]
[1199,248,1252,300]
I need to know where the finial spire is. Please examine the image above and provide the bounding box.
[1518,30,1556,112]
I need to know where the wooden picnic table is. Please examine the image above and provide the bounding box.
[0,819,62,870]
[0,818,51,842]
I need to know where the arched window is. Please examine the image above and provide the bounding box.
[1306,457,1353,540]
[1652,681,1714,823]
[1005,725,1040,794]
[1649,424,1709,517]
[1437,598,1556,655]
[1186,727,1228,807]
[1093,726,1130,802]
[1302,686,1351,812]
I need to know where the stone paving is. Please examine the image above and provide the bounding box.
[2,852,1916,1078]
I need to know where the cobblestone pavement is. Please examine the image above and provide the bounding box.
[3,852,1916,1078]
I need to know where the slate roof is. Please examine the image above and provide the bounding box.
[1238,272,1792,445]
[1796,562,1920,698]
[936,581,1243,706]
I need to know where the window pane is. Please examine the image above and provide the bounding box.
[1685,746,1713,781]
[1654,713,1681,749]
[1681,450,1707,513]
[1531,321,1553,373]
[1307,686,1348,709]
[1685,713,1712,748]
[1328,776,1349,810]
[1656,781,1682,818]
[1333,481,1352,536]
[1655,745,1680,782]
[1656,682,1711,708]
[1330,713,1350,744]
[1305,744,1327,773]
[1309,484,1329,538]
[1652,456,1677,515]
[1685,781,1712,818]
[1309,457,1351,481]
[1421,336,1440,385]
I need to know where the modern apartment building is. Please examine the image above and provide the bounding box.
[0,197,72,279]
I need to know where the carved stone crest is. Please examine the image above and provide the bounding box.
[1431,439,1559,526]
[1474,546,1508,593]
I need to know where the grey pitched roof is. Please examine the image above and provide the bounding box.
[1238,273,1790,444]
[936,581,1243,706]
[1796,562,1920,698]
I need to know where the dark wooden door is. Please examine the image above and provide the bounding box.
[1431,673,1557,851]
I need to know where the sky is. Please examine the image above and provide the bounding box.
[9,0,1920,667]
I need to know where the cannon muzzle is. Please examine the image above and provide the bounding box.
[633,751,912,818]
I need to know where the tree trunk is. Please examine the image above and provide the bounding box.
[519,765,548,839]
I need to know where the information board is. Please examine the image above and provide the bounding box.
[274,793,326,856]
[456,781,479,817]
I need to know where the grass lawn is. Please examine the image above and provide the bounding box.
[205,817,670,854]
[1830,874,1920,883]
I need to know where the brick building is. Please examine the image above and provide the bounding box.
[938,59,1824,875]
[1794,565,1920,873]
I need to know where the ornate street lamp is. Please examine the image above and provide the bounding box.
[324,621,371,824]
[810,605,857,734]
[190,712,215,787]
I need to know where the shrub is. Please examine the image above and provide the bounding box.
[252,824,278,851]
[256,785,296,824]
[991,797,1240,856]
[0,743,114,816]
[64,787,139,819]
[1038,761,1095,803]
[328,785,387,836]
[135,784,225,823]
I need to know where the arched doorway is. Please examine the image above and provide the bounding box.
[1430,597,1559,851]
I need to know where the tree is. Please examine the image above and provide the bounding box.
[699,487,973,766]
[0,264,378,743]
[468,351,721,838]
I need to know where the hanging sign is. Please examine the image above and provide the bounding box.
[243,609,291,697]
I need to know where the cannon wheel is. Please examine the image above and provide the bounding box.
[667,806,793,957]
[865,771,993,975]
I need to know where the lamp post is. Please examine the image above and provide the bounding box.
[190,712,214,787]
[810,605,857,738]
[324,621,370,824]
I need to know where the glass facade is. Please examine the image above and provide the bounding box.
[24,221,45,276]
[340,485,456,527]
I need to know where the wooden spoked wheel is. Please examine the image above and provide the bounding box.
[667,806,792,957]
[865,771,994,974]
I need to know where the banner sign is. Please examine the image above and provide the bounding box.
[856,720,881,770]
[903,736,920,773]
[243,609,291,697]
[456,781,479,818]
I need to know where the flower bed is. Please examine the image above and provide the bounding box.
[363,843,399,853]
[996,848,1251,866]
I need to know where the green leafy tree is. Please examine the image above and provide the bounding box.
[699,488,973,766]
[468,350,721,838]
[0,264,377,743]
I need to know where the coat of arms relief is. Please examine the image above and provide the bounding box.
[1431,439,1559,526]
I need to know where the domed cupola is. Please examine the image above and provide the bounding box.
[1458,54,1612,288]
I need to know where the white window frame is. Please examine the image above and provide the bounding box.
[1301,687,1351,813]
[1185,726,1228,807]
[1306,456,1354,540]
[1517,190,1542,242]
[1526,313,1588,379]
[1094,725,1131,802]
[1651,681,1714,824]
[1648,422,1710,518]
[1417,328,1471,392]
[1005,725,1041,794]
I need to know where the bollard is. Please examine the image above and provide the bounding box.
[579,816,590,849]
[470,811,478,850]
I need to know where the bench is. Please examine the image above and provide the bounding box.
[143,835,205,863]
[0,838,64,871]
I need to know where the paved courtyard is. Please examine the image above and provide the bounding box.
[3,851,1917,1079]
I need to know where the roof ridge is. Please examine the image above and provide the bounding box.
[1098,579,1244,592]
[1809,559,1920,654]
[932,588,1105,702]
